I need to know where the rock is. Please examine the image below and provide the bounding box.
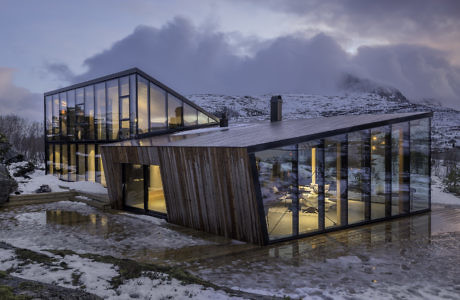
[0,164,17,203]
[12,161,35,178]
[35,184,51,193]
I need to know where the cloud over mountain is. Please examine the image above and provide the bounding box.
[52,17,460,110]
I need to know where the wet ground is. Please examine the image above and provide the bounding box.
[1,201,460,299]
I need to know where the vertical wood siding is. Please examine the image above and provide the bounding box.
[158,147,264,244]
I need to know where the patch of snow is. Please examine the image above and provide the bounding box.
[114,273,242,300]
[431,176,460,205]
[14,212,46,225]
[0,248,16,270]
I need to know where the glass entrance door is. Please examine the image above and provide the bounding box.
[123,164,167,216]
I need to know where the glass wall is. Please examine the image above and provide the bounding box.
[184,103,198,126]
[370,126,387,220]
[148,165,166,214]
[67,90,75,140]
[45,70,218,183]
[324,135,346,228]
[137,76,149,134]
[45,96,52,139]
[256,145,297,239]
[60,92,67,138]
[410,118,430,211]
[107,79,119,140]
[123,164,167,214]
[255,118,430,242]
[392,122,409,215]
[87,144,96,182]
[61,144,68,180]
[348,130,368,224]
[69,144,77,181]
[84,86,95,140]
[150,83,167,129]
[95,83,106,140]
[298,141,321,234]
[77,144,86,181]
[124,164,145,209]
[168,94,183,128]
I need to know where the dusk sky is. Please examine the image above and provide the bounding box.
[1,0,459,120]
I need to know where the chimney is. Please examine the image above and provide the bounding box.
[220,109,228,127]
[270,95,283,122]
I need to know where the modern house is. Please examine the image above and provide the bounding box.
[44,68,219,186]
[45,68,431,245]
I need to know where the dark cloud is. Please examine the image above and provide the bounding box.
[254,0,460,44]
[52,17,460,110]
[0,68,43,121]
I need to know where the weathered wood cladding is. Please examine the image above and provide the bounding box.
[157,147,264,245]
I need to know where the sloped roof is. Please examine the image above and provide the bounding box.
[106,111,432,152]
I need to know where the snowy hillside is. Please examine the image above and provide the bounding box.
[188,92,460,152]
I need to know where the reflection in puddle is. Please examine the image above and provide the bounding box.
[46,210,112,235]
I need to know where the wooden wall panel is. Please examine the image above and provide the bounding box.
[158,147,264,245]
[102,144,264,244]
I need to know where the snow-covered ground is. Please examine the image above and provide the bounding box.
[0,245,241,299]
[8,161,107,195]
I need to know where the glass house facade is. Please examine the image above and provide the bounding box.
[254,117,430,242]
[44,68,218,186]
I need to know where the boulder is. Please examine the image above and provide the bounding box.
[35,184,51,193]
[0,164,17,203]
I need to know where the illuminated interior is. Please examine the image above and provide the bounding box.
[255,119,430,242]
[123,163,167,215]
[45,69,218,186]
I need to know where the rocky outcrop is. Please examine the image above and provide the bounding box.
[0,164,17,203]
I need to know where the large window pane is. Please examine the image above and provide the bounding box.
[54,144,61,176]
[148,165,166,214]
[107,79,119,140]
[77,144,85,181]
[198,111,210,125]
[149,83,166,130]
[124,164,144,209]
[95,83,106,140]
[298,141,320,234]
[324,135,346,228]
[137,76,148,134]
[168,94,183,128]
[69,144,76,181]
[67,90,76,141]
[256,145,297,240]
[76,88,84,141]
[47,144,53,174]
[87,144,95,182]
[60,92,67,138]
[130,75,137,137]
[61,144,68,180]
[392,122,410,216]
[96,145,106,187]
[84,85,95,140]
[183,103,198,127]
[410,118,430,211]
[120,96,130,139]
[45,96,52,140]
[348,131,367,224]
[52,94,60,140]
[371,127,387,220]
[120,76,129,96]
